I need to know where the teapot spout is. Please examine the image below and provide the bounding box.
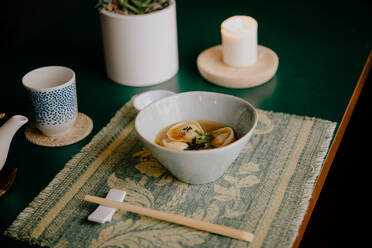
[0,115,28,171]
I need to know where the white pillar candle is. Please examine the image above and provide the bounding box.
[221,16,258,67]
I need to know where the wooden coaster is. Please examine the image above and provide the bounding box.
[197,45,279,88]
[24,113,93,147]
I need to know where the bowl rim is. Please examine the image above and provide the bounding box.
[135,91,258,154]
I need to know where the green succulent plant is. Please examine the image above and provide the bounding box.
[97,0,170,15]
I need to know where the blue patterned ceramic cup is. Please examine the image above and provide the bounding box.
[22,66,78,136]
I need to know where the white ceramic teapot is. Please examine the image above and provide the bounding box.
[0,115,28,171]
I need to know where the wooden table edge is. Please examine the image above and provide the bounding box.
[292,50,372,248]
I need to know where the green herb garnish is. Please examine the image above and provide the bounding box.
[185,130,214,150]
[194,130,212,142]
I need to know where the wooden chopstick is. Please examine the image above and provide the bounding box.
[84,195,254,242]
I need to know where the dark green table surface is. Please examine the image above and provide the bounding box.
[0,0,370,247]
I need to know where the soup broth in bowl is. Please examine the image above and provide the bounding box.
[155,120,237,151]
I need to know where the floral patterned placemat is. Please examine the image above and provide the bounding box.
[5,99,336,248]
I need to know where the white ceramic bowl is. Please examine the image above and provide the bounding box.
[135,91,258,184]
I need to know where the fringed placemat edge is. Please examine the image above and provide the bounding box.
[286,120,337,247]
[4,99,135,245]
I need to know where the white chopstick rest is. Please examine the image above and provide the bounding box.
[87,189,126,223]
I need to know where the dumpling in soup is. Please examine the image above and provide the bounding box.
[162,140,189,151]
[166,121,204,142]
[211,127,235,147]
[156,120,237,151]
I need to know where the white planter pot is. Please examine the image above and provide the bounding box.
[100,1,179,87]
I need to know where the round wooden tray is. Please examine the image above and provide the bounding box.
[197,45,279,88]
